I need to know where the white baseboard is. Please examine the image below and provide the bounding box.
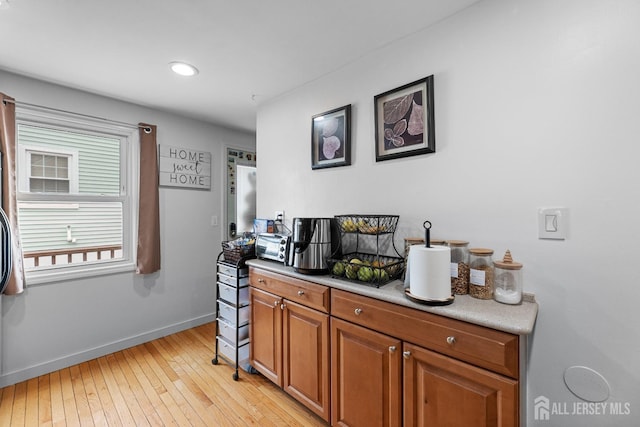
[0,314,215,388]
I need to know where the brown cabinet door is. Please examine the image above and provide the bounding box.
[331,317,402,427]
[403,342,518,427]
[282,299,330,422]
[249,287,282,386]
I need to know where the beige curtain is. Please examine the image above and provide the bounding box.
[136,124,161,274]
[0,94,25,294]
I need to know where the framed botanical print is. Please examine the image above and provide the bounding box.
[374,75,435,162]
[311,104,351,169]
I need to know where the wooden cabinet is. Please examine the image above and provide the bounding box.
[331,317,402,427]
[403,343,517,427]
[331,289,519,378]
[248,266,526,427]
[283,298,330,420]
[249,268,331,422]
[331,289,520,427]
[249,286,281,384]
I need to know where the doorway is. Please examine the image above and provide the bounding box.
[226,148,256,239]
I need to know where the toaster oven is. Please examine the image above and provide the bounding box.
[256,233,290,263]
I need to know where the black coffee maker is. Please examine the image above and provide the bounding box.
[289,217,341,274]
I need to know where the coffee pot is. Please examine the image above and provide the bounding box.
[289,217,341,274]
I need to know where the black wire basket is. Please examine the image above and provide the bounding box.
[335,215,399,235]
[327,252,404,287]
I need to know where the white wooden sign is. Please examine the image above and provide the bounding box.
[159,145,211,190]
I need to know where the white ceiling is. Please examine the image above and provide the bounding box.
[0,0,481,133]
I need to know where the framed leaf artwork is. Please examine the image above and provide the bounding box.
[374,75,435,162]
[311,104,352,169]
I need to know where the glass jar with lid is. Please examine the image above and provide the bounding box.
[493,250,523,304]
[468,248,494,299]
[447,240,469,295]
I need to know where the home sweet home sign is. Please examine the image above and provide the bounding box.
[159,145,211,190]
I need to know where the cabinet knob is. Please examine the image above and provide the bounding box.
[389,346,397,353]
[274,300,279,306]
[297,290,304,296]
[280,303,286,310]
[354,308,362,316]
[446,336,456,345]
[403,351,411,359]
[258,278,265,283]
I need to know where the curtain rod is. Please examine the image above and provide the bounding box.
[2,97,152,133]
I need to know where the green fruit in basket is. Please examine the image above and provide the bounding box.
[345,263,359,279]
[332,262,345,276]
[372,268,390,283]
[358,266,373,282]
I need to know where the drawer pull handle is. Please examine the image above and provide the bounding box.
[354,308,362,316]
[389,346,396,353]
[403,351,411,359]
[446,336,456,345]
[297,290,304,296]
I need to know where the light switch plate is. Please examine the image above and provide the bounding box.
[538,208,567,240]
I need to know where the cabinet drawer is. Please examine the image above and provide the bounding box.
[218,282,249,306]
[217,262,248,278]
[249,267,329,313]
[217,336,250,366]
[217,317,249,345]
[331,289,519,378]
[218,299,250,326]
[218,273,249,287]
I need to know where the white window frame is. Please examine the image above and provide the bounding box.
[15,107,139,285]
[18,145,79,194]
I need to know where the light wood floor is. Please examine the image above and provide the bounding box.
[0,323,328,426]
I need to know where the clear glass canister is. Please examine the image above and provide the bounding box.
[468,248,494,299]
[493,250,523,305]
[447,240,469,295]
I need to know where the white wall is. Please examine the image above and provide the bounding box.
[0,70,255,386]
[256,0,640,425]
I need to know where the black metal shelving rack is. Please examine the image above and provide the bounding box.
[330,215,405,288]
[211,252,255,380]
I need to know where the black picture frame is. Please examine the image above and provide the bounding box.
[311,104,351,169]
[374,75,435,162]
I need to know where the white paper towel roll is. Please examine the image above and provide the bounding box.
[409,245,451,301]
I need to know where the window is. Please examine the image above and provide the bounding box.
[28,152,70,193]
[15,108,139,284]
[19,145,79,194]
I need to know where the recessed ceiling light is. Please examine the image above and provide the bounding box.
[169,61,199,77]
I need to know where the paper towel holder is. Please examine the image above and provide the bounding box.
[423,220,432,247]
[404,219,455,306]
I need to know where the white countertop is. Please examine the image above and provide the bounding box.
[247,259,538,336]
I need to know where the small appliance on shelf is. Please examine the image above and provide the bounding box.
[290,217,342,274]
[255,232,290,263]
